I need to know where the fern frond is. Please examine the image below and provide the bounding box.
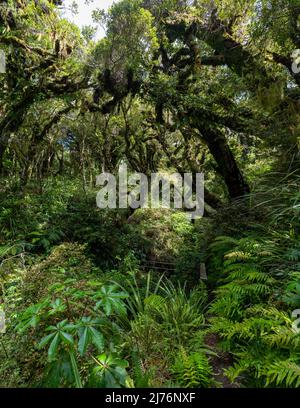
[265,327,300,349]
[171,348,213,388]
[265,360,300,387]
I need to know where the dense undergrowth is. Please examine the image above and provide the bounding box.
[1,0,300,391]
[207,171,300,387]
[0,170,299,388]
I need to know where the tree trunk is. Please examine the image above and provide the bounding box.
[201,126,250,199]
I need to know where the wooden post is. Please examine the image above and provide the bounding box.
[200,263,207,280]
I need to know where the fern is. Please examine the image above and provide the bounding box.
[131,351,154,388]
[208,236,239,253]
[264,360,300,387]
[171,348,213,388]
[209,295,244,320]
[144,294,166,314]
[208,234,300,388]
[225,360,249,383]
[264,327,300,349]
[224,251,253,262]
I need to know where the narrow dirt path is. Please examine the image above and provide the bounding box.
[205,333,240,388]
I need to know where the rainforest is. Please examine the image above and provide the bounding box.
[0,0,300,390]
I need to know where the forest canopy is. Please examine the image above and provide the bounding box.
[0,0,300,390]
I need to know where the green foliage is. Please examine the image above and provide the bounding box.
[13,263,130,388]
[171,348,213,388]
[130,351,156,388]
[208,231,300,388]
[122,275,210,387]
[90,353,130,388]
[283,273,300,308]
[1,0,300,390]
[265,360,300,388]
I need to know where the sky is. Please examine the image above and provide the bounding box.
[63,0,116,39]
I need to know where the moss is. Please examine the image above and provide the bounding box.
[23,243,101,302]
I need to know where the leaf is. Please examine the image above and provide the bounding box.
[94,353,109,368]
[48,333,60,360]
[104,370,119,388]
[60,331,74,346]
[78,327,89,356]
[90,327,104,351]
[38,332,56,349]
[104,300,112,316]
[69,351,83,388]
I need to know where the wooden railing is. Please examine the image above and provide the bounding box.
[140,260,207,280]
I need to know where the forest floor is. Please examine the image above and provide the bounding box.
[1,173,299,388]
[205,333,240,388]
